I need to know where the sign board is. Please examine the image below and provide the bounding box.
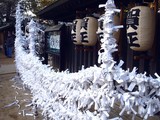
[46,31,60,53]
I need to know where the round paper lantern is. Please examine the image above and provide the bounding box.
[126,6,155,51]
[71,19,83,45]
[97,15,120,42]
[80,17,98,46]
[97,20,103,41]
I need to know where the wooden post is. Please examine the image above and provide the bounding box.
[149,0,158,75]
[152,0,158,59]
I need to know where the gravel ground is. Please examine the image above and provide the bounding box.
[0,52,42,120]
[0,73,43,120]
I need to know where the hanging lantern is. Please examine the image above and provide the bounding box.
[80,17,98,46]
[71,19,83,45]
[97,20,103,41]
[97,15,120,42]
[126,6,155,51]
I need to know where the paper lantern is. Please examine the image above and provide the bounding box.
[97,15,120,42]
[126,6,155,51]
[80,17,98,46]
[97,20,103,41]
[71,19,83,45]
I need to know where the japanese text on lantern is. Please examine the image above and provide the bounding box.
[71,20,77,42]
[80,18,89,43]
[127,9,140,47]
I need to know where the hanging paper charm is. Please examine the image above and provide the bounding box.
[97,15,120,42]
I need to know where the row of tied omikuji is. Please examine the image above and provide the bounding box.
[71,5,155,52]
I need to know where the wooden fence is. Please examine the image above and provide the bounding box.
[48,13,160,77]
